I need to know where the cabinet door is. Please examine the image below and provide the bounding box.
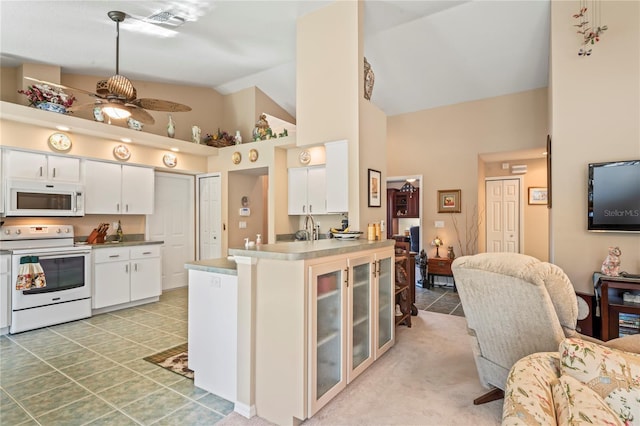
[307,166,326,215]
[0,255,10,330]
[325,140,348,213]
[122,165,154,214]
[47,156,80,182]
[288,168,307,215]
[309,259,347,417]
[347,254,374,382]
[375,250,395,358]
[93,260,130,309]
[0,150,4,214]
[130,257,161,301]
[6,151,48,180]
[85,161,122,214]
[407,188,420,217]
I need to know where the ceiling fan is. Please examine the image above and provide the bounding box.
[26,10,191,125]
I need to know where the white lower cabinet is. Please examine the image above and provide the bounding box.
[0,253,11,334]
[92,245,161,309]
[307,247,393,417]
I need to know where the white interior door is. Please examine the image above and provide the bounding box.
[486,178,521,253]
[197,173,222,260]
[147,172,195,290]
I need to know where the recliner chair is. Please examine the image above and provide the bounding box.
[451,252,639,405]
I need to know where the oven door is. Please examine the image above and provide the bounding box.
[11,248,91,311]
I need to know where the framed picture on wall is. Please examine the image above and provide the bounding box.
[437,189,461,213]
[528,187,548,205]
[368,169,381,207]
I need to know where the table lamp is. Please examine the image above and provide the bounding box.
[431,236,443,258]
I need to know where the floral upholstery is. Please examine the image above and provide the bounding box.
[503,337,640,425]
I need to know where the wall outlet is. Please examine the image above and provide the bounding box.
[239,221,247,229]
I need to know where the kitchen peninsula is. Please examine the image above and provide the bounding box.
[185,238,395,425]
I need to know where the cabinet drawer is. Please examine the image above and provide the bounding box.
[428,259,452,275]
[94,248,130,263]
[130,245,160,259]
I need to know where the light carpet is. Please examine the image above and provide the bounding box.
[218,311,503,425]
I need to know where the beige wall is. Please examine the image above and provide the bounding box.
[296,2,359,148]
[227,172,267,248]
[550,0,640,292]
[387,88,549,258]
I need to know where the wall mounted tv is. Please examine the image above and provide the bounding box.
[588,160,640,232]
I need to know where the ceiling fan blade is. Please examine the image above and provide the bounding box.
[24,76,100,98]
[66,101,101,113]
[125,105,155,125]
[131,98,192,112]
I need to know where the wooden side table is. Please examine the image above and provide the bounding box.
[427,257,456,291]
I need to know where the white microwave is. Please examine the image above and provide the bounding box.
[6,179,84,217]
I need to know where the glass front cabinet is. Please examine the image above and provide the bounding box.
[308,247,395,417]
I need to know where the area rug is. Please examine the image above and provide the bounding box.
[143,343,194,379]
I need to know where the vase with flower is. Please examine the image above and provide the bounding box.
[18,83,76,114]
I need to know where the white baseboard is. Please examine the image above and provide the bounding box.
[234,402,256,418]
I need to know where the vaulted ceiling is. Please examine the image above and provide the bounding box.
[0,1,550,119]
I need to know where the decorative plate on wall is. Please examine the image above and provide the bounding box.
[232,151,241,165]
[48,132,72,152]
[249,149,258,162]
[163,153,177,168]
[113,144,131,161]
[299,149,311,165]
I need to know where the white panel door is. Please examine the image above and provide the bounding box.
[485,179,520,253]
[147,172,195,290]
[197,174,222,260]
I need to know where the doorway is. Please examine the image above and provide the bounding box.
[147,172,195,290]
[485,177,523,253]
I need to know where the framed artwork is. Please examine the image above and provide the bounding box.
[528,187,548,205]
[437,189,461,213]
[368,169,381,207]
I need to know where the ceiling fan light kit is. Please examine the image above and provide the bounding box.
[24,10,191,127]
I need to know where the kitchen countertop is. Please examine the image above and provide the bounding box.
[184,258,237,275]
[228,238,394,261]
[77,240,164,249]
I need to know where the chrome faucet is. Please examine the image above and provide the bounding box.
[304,213,316,241]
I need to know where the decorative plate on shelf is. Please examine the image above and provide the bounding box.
[163,153,177,168]
[48,132,72,152]
[249,149,258,162]
[113,144,131,161]
[232,151,241,165]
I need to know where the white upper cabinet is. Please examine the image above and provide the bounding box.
[84,160,154,215]
[325,140,348,213]
[5,150,80,182]
[288,166,327,215]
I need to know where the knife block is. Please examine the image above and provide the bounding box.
[87,229,105,244]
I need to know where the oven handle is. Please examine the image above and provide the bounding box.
[13,250,91,261]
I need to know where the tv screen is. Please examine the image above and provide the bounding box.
[588,160,640,232]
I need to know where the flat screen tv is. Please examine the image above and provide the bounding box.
[588,160,640,232]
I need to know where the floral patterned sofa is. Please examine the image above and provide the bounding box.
[502,337,640,425]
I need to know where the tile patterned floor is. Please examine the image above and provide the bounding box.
[414,280,464,316]
[0,288,233,426]
[1,281,460,426]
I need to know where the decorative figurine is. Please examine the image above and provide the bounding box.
[601,246,622,276]
[167,114,175,138]
[191,125,201,144]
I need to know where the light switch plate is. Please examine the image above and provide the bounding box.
[435,221,445,228]
[239,221,247,229]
